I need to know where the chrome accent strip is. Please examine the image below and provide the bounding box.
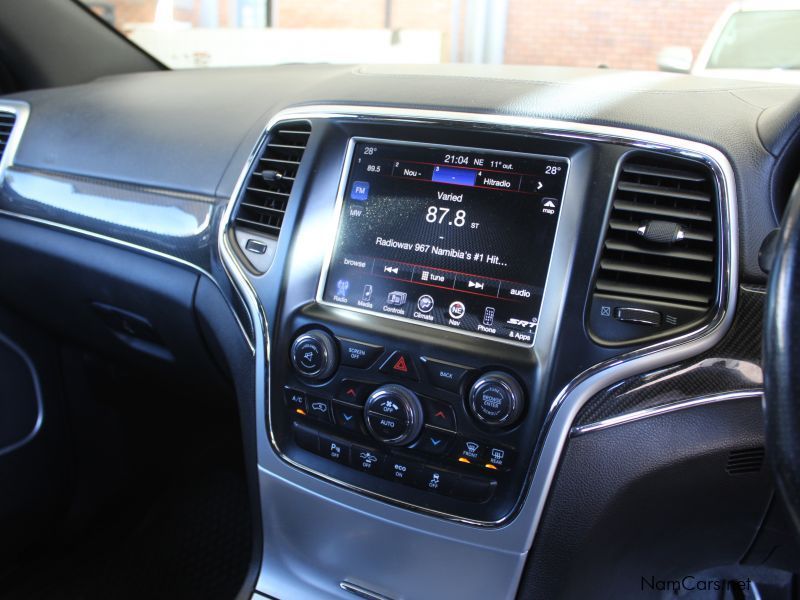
[0,100,254,353]
[0,330,44,457]
[314,136,571,348]
[340,581,395,600]
[570,390,763,437]
[219,105,737,598]
[0,100,30,184]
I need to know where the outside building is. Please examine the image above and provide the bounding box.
[85,0,733,70]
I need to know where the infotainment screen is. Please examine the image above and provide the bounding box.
[320,140,568,345]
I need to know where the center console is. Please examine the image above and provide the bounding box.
[267,122,576,524]
[221,105,733,599]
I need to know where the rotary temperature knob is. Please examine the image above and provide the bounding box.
[290,329,338,381]
[363,384,424,446]
[468,371,525,427]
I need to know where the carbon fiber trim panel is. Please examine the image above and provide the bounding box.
[574,285,764,427]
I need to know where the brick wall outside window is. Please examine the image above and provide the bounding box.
[90,0,734,71]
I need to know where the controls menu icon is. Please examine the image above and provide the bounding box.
[387,291,407,306]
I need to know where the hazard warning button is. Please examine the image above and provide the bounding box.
[379,351,419,381]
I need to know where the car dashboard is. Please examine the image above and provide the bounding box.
[0,64,798,599]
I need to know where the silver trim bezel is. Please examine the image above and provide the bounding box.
[0,100,30,184]
[314,136,571,348]
[571,390,763,436]
[223,104,737,529]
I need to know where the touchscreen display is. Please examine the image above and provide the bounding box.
[320,140,568,344]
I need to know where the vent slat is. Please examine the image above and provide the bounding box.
[622,163,706,183]
[232,120,311,237]
[240,202,286,217]
[595,279,711,305]
[600,259,713,283]
[245,186,291,198]
[604,240,714,263]
[0,111,16,164]
[725,447,764,475]
[617,181,711,203]
[593,153,718,316]
[260,157,301,166]
[613,199,712,223]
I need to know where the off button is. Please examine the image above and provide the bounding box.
[337,337,384,369]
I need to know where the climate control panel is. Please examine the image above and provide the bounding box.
[273,325,532,522]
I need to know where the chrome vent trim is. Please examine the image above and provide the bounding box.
[0,101,29,184]
[232,120,311,237]
[596,153,718,310]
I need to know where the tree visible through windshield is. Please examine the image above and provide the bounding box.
[79,0,785,75]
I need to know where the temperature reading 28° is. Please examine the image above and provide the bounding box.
[545,165,562,175]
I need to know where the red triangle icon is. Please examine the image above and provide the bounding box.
[392,356,409,373]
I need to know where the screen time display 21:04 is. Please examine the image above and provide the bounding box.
[320,140,568,344]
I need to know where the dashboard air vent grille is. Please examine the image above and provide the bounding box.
[595,153,718,309]
[0,111,16,163]
[725,447,764,475]
[233,120,311,236]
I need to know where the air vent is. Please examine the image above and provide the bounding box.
[233,120,311,236]
[589,152,721,344]
[725,447,765,475]
[596,153,718,308]
[0,111,16,163]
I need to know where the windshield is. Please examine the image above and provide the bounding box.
[79,0,796,78]
[706,10,800,70]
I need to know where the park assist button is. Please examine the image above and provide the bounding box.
[338,337,383,369]
[421,357,471,393]
[379,351,418,381]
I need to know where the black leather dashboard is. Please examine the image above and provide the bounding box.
[5,64,800,281]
